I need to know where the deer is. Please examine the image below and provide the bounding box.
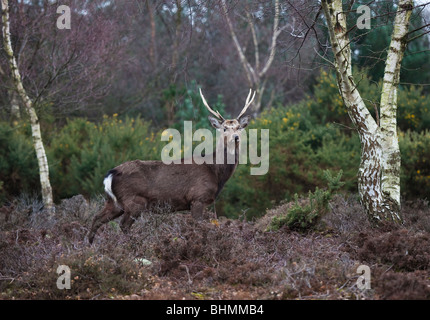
[87,89,255,243]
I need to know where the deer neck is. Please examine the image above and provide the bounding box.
[212,142,240,198]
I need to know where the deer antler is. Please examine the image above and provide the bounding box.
[237,89,256,119]
[199,88,225,121]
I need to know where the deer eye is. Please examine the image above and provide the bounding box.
[224,128,226,132]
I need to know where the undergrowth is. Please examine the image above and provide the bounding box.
[1,193,430,300]
[269,170,345,232]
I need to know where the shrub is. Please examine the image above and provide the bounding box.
[152,215,275,286]
[399,130,430,200]
[0,97,428,219]
[357,229,430,272]
[219,103,359,219]
[53,249,151,299]
[48,115,163,199]
[268,170,345,232]
[307,69,379,126]
[173,80,227,131]
[307,69,430,132]
[375,271,430,300]
[397,86,430,132]
[0,122,39,200]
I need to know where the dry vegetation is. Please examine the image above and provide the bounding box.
[1,194,430,300]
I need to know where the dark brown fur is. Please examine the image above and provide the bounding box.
[88,116,249,243]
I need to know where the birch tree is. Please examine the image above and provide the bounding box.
[220,0,284,113]
[1,0,53,211]
[320,0,414,223]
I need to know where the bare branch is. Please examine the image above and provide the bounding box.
[259,0,280,78]
[246,10,259,72]
[220,0,256,86]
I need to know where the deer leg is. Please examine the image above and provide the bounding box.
[190,201,209,220]
[120,196,147,233]
[88,200,123,243]
[120,212,140,234]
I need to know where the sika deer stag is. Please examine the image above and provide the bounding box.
[88,89,255,243]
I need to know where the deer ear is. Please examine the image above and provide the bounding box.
[208,116,223,129]
[239,115,252,129]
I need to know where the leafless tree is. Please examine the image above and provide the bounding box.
[0,0,125,119]
[1,0,53,211]
[0,0,125,209]
[219,0,281,113]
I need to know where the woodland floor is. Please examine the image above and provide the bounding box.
[1,194,430,300]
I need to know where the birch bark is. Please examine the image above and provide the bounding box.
[9,89,20,119]
[321,0,412,223]
[220,0,280,113]
[1,0,54,212]
[379,0,413,216]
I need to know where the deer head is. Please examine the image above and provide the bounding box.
[199,88,255,155]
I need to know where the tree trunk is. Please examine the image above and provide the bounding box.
[220,0,280,114]
[1,0,54,212]
[379,0,413,216]
[146,0,157,67]
[321,0,412,224]
[9,89,20,120]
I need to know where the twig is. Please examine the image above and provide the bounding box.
[180,264,193,285]
[332,122,355,130]
[313,47,335,67]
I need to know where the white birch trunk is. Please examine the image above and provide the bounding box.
[321,0,412,223]
[379,0,413,215]
[1,0,54,212]
[9,89,20,119]
[220,0,280,114]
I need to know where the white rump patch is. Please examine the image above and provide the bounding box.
[104,174,118,203]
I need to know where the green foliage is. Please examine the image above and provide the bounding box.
[308,69,430,132]
[0,181,4,202]
[268,170,344,232]
[0,122,39,200]
[48,115,163,199]
[0,86,429,219]
[348,0,430,86]
[397,86,430,132]
[399,130,430,200]
[325,169,346,193]
[307,69,380,126]
[174,81,227,130]
[159,81,227,130]
[218,102,360,219]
